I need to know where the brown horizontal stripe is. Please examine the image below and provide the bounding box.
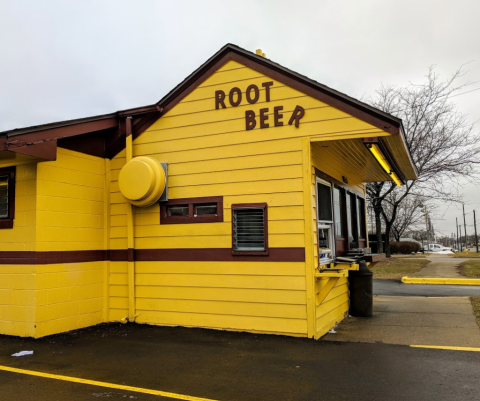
[134,248,305,262]
[0,248,305,264]
[0,250,107,265]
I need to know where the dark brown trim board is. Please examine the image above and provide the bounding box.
[132,247,301,262]
[0,166,16,229]
[160,196,224,224]
[0,247,305,264]
[0,250,107,265]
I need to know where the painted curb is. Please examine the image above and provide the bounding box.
[411,345,480,352]
[401,277,480,285]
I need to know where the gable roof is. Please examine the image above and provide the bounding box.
[0,44,417,179]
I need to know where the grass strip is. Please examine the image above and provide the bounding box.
[371,258,430,280]
[454,252,480,258]
[458,260,480,278]
[470,297,480,329]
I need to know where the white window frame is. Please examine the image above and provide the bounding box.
[316,177,335,265]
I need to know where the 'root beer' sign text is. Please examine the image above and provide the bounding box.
[215,81,305,131]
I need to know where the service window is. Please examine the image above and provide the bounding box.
[316,178,335,265]
[346,193,355,247]
[0,167,15,229]
[356,197,366,240]
[232,203,268,255]
[333,187,344,238]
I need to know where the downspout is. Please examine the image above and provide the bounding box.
[125,116,136,322]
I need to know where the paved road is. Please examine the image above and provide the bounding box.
[374,279,480,296]
[1,324,479,401]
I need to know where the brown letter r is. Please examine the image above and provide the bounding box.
[215,90,226,109]
[288,105,305,128]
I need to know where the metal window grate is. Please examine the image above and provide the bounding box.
[233,208,265,251]
[0,176,8,219]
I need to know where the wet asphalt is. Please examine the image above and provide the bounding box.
[1,323,480,401]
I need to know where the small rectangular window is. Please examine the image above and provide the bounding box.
[195,203,217,216]
[160,196,223,224]
[0,167,15,229]
[167,205,189,216]
[0,176,8,218]
[232,203,268,255]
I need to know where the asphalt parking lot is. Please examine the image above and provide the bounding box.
[1,323,480,401]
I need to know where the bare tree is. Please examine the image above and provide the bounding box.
[367,66,480,257]
[385,192,430,242]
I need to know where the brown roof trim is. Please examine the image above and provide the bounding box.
[0,106,161,160]
[0,113,117,137]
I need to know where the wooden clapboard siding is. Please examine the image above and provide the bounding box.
[315,277,349,337]
[109,261,307,335]
[108,59,383,336]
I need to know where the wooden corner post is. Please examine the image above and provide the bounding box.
[302,138,316,338]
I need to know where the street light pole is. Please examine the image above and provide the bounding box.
[463,204,468,251]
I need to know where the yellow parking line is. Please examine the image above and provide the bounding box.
[411,345,480,352]
[0,365,217,401]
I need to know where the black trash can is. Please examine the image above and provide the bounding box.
[348,260,373,317]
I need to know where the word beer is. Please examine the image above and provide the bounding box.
[215,81,305,130]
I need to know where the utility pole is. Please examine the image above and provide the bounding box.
[474,210,479,254]
[424,207,429,244]
[459,225,462,251]
[456,218,459,251]
[463,204,468,251]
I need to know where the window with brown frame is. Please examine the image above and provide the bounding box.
[231,203,268,255]
[160,196,223,224]
[0,166,16,229]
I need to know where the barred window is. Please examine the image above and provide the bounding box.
[232,203,268,254]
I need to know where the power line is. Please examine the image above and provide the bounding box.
[450,87,480,98]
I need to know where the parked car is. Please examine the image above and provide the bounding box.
[419,244,455,254]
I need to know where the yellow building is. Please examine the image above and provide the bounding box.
[0,44,417,339]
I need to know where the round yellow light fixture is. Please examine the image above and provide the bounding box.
[118,157,166,207]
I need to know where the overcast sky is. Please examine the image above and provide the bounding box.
[1,0,479,238]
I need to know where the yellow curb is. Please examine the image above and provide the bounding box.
[410,345,480,352]
[0,365,217,401]
[401,277,480,285]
